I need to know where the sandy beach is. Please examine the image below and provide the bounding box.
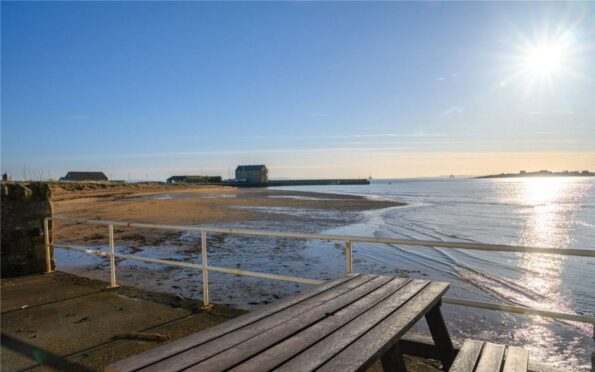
[52,182,401,243]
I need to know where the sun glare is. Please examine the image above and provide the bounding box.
[506,28,580,89]
[523,43,564,77]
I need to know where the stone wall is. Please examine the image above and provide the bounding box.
[1,182,54,277]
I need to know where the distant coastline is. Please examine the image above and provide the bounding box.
[476,170,594,179]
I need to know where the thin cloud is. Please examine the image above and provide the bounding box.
[440,106,465,117]
[23,147,382,162]
[437,73,459,81]
[528,111,574,115]
[238,133,445,141]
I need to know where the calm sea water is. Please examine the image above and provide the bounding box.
[274,177,595,369]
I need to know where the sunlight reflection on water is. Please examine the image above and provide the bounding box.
[517,179,570,302]
[506,178,593,361]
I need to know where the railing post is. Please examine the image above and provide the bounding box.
[201,230,210,308]
[108,224,118,288]
[44,218,52,273]
[345,240,352,273]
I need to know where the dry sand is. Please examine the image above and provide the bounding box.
[51,182,402,244]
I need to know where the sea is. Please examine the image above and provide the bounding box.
[272,177,594,370]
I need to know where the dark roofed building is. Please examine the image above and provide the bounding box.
[60,171,108,181]
[235,165,268,183]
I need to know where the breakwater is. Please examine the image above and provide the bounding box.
[226,179,370,187]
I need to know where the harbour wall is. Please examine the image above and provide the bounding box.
[226,179,370,187]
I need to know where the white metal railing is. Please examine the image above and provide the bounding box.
[45,216,595,325]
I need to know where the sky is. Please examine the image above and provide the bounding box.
[2,1,594,181]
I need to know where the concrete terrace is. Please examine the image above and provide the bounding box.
[0,272,245,371]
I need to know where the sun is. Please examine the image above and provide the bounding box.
[523,42,565,77]
[502,28,580,90]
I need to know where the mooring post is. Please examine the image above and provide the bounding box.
[44,218,52,273]
[108,224,118,288]
[345,240,352,273]
[201,230,210,307]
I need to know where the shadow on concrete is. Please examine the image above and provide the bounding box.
[1,333,94,371]
[1,290,104,315]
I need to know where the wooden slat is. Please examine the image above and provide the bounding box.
[475,342,506,372]
[315,281,449,372]
[449,340,484,372]
[140,274,377,371]
[230,278,411,372]
[276,280,436,371]
[185,275,394,371]
[106,273,360,372]
[502,345,528,372]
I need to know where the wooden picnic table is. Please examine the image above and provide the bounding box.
[107,273,454,372]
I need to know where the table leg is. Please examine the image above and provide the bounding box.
[381,342,407,372]
[425,300,455,370]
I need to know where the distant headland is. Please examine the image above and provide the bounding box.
[476,170,594,179]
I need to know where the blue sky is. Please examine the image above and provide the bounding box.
[2,2,594,180]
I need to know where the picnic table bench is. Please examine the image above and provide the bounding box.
[107,273,455,372]
[449,340,529,372]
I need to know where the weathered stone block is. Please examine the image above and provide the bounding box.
[1,182,54,277]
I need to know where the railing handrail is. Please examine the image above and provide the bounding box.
[45,216,595,325]
[48,216,595,257]
[51,242,595,324]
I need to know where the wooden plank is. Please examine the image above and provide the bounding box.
[229,278,411,372]
[425,301,455,369]
[314,281,449,372]
[503,346,529,372]
[106,273,359,372]
[449,340,484,372]
[475,342,506,372]
[140,274,377,372]
[185,276,394,371]
[276,280,436,372]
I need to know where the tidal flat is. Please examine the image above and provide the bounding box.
[52,183,402,306]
